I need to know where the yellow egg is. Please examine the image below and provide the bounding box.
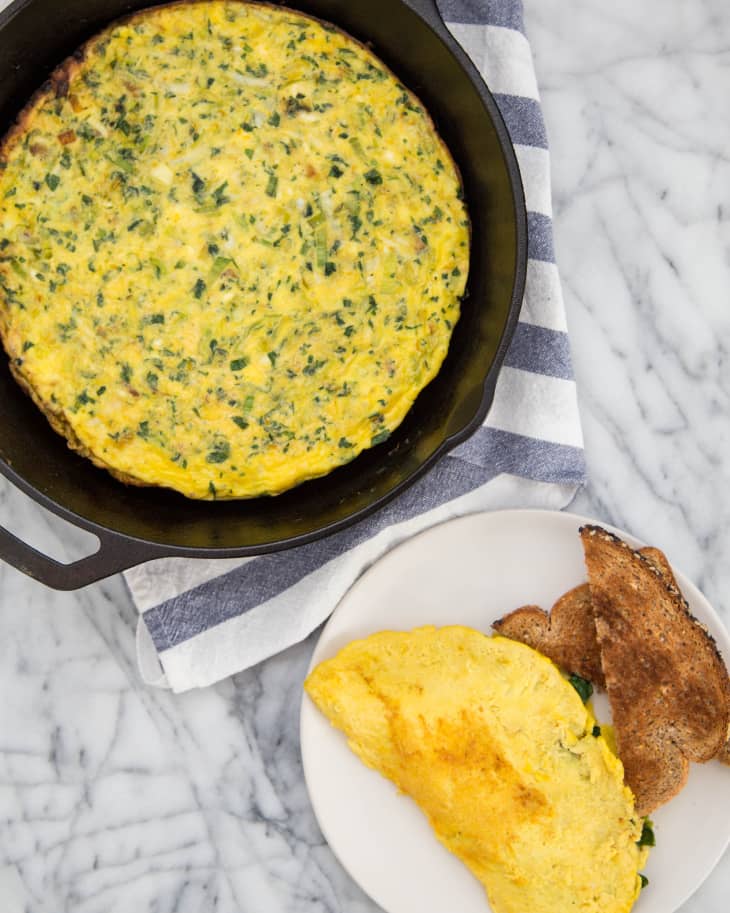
[0,1,468,499]
[305,627,650,913]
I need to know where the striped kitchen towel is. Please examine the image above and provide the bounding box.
[126,0,586,692]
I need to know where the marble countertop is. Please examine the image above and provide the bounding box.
[1,0,728,910]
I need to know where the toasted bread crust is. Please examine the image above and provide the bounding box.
[493,549,683,691]
[616,735,689,817]
[638,546,678,589]
[718,739,730,766]
[580,525,730,814]
[494,585,605,687]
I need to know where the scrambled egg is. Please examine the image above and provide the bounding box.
[305,627,650,913]
[0,1,468,499]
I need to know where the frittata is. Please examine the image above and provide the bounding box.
[305,627,650,913]
[0,1,469,499]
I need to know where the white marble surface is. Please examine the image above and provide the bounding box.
[1,0,729,910]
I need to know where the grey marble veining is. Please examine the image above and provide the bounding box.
[1,0,729,910]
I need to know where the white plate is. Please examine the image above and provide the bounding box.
[300,509,730,913]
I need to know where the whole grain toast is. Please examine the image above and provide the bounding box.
[638,546,678,588]
[580,525,730,814]
[493,585,605,687]
[493,549,673,691]
[718,740,730,765]
[495,541,730,772]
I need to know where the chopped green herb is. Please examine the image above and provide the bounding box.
[105,152,134,173]
[206,439,230,463]
[246,61,268,77]
[349,136,366,159]
[637,819,655,848]
[568,674,593,703]
[592,725,601,737]
[230,357,249,371]
[364,168,382,185]
[231,416,248,429]
[285,95,310,116]
[74,390,94,410]
[193,278,206,299]
[266,174,278,198]
[212,181,230,207]
[9,258,29,279]
[45,173,60,191]
[349,213,362,239]
[371,429,391,447]
[150,259,165,279]
[209,256,236,282]
[338,437,355,449]
[639,875,649,890]
[303,356,326,375]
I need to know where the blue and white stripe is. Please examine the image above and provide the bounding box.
[127,0,586,692]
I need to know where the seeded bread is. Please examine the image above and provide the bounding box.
[492,547,676,691]
[580,525,730,814]
[493,585,605,687]
[494,535,730,787]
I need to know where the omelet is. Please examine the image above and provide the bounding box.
[305,627,650,913]
[0,1,468,499]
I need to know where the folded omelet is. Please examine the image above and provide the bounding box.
[305,626,649,913]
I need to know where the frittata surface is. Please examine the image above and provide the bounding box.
[305,627,649,913]
[0,0,468,499]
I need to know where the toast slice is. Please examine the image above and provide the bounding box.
[580,525,730,814]
[495,543,730,769]
[493,585,605,687]
[493,548,676,691]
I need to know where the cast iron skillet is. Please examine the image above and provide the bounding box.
[0,0,527,589]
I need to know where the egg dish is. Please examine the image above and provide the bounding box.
[305,626,650,913]
[0,1,469,499]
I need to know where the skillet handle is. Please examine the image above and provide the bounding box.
[0,524,159,590]
[403,0,445,29]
